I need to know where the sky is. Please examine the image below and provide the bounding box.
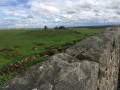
[0,0,120,28]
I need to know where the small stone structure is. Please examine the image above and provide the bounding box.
[59,26,66,29]
[0,26,120,90]
[44,26,48,30]
[54,26,59,29]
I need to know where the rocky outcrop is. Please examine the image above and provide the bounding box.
[0,26,120,90]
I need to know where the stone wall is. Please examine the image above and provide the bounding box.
[0,26,120,90]
[66,26,120,90]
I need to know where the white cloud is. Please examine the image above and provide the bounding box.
[4,9,28,17]
[54,18,60,22]
[28,0,120,27]
[0,0,120,28]
[28,1,60,16]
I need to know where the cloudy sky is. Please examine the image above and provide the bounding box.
[0,0,120,28]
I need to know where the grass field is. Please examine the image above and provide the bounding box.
[0,28,105,84]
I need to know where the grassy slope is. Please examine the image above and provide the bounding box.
[0,28,105,84]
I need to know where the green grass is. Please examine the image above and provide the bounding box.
[0,72,19,84]
[0,28,105,84]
